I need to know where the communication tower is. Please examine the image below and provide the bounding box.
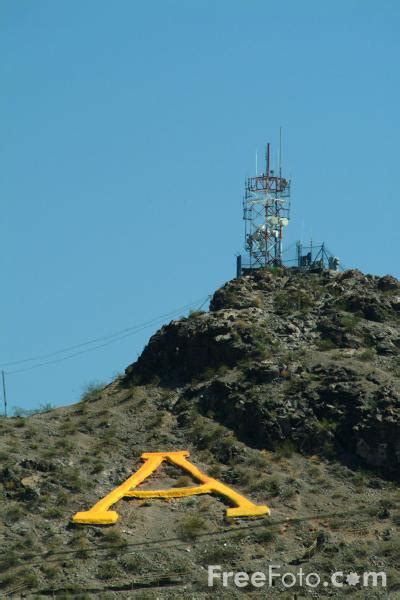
[241,141,290,272]
[236,139,340,277]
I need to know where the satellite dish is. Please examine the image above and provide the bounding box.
[280,217,289,226]
[268,216,279,225]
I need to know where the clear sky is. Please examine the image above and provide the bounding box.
[1,0,399,412]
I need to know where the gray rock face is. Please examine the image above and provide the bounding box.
[125,268,400,479]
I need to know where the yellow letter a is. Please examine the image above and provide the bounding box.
[71,451,269,524]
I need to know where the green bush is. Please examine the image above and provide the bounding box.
[91,461,105,474]
[357,348,376,361]
[340,313,360,330]
[101,528,127,547]
[275,439,296,458]
[80,381,105,403]
[41,562,61,579]
[14,567,39,589]
[174,475,192,487]
[59,467,85,492]
[252,526,277,544]
[97,560,118,580]
[43,506,64,519]
[2,504,25,523]
[0,551,19,571]
[120,552,150,573]
[316,338,337,351]
[201,543,239,563]
[12,403,55,417]
[178,515,208,540]
[275,290,313,314]
[188,309,206,319]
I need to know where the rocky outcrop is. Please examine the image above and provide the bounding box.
[125,268,400,479]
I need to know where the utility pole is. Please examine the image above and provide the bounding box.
[2,370,7,417]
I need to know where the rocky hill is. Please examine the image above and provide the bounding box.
[0,268,400,598]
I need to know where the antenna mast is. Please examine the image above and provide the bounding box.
[242,139,291,268]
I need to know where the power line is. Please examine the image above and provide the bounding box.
[0,505,377,565]
[3,295,210,376]
[1,296,208,368]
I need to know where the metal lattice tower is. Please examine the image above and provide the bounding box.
[243,142,291,268]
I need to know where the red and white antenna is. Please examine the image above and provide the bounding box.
[242,135,291,270]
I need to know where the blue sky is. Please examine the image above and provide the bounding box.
[1,0,399,412]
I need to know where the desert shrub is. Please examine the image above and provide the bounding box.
[2,504,24,523]
[357,348,376,361]
[41,562,61,579]
[91,461,104,474]
[340,313,360,330]
[97,560,118,580]
[188,309,206,319]
[379,497,396,510]
[188,416,232,455]
[41,447,58,459]
[197,496,213,512]
[352,542,369,558]
[316,338,337,351]
[12,533,36,551]
[274,439,296,458]
[249,475,281,497]
[231,465,260,488]
[280,482,297,500]
[14,567,39,589]
[251,292,264,308]
[101,528,127,547]
[0,551,20,571]
[305,463,321,478]
[246,451,270,469]
[59,467,85,492]
[207,463,223,478]
[55,490,70,505]
[43,506,64,519]
[120,554,141,573]
[55,437,74,451]
[386,567,400,591]
[129,387,148,406]
[12,403,55,417]
[251,525,277,544]
[377,538,400,558]
[74,401,88,415]
[0,572,14,589]
[69,532,92,559]
[120,552,151,574]
[391,511,400,526]
[80,381,105,403]
[59,419,76,434]
[178,515,208,540]
[264,476,281,497]
[275,290,313,314]
[368,504,390,519]
[174,475,192,487]
[201,543,239,563]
